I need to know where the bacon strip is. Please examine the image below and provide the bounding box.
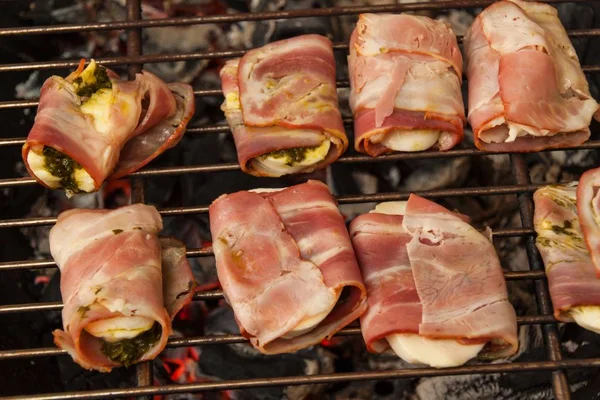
[348,14,464,156]
[209,180,366,354]
[577,167,600,277]
[534,184,600,319]
[50,204,194,372]
[23,59,194,192]
[464,0,598,152]
[349,212,420,353]
[219,35,348,176]
[352,196,518,359]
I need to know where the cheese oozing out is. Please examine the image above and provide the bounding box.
[26,149,96,193]
[371,129,441,152]
[570,306,600,334]
[85,316,155,342]
[252,139,331,177]
[372,201,485,367]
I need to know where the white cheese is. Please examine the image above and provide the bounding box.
[282,291,340,339]
[26,150,61,189]
[253,139,331,176]
[371,129,440,152]
[372,201,485,367]
[570,306,600,334]
[85,316,155,342]
[387,334,485,368]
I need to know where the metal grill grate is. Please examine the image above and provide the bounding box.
[1,0,599,399]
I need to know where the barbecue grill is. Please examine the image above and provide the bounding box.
[0,0,599,399]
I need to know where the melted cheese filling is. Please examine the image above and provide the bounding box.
[85,316,155,342]
[570,306,600,334]
[372,201,485,367]
[253,139,331,176]
[371,130,440,152]
[387,334,485,368]
[80,88,114,134]
[26,150,96,193]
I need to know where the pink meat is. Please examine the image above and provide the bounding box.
[464,0,598,152]
[219,36,348,177]
[209,181,366,354]
[348,13,464,156]
[403,195,518,358]
[534,184,600,319]
[50,204,194,372]
[23,60,195,191]
[349,213,421,353]
[577,168,600,277]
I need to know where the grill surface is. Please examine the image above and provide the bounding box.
[0,0,599,399]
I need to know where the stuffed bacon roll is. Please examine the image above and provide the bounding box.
[219,35,348,177]
[350,197,518,367]
[464,0,599,152]
[534,184,600,334]
[348,14,464,156]
[50,204,195,372]
[209,180,366,354]
[23,59,195,196]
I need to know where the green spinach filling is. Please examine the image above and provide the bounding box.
[100,322,162,367]
[42,146,82,192]
[73,65,112,98]
[260,146,318,167]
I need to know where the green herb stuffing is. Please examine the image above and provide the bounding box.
[78,305,90,317]
[42,146,82,192]
[261,146,318,167]
[112,229,123,235]
[74,66,112,98]
[100,323,162,367]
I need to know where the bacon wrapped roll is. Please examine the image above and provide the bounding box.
[23,59,195,196]
[209,180,366,353]
[464,0,599,152]
[348,14,464,156]
[350,197,518,368]
[534,184,600,334]
[50,204,195,372]
[219,35,348,177]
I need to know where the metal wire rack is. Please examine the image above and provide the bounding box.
[0,0,599,399]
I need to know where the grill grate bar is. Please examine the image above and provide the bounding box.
[0,0,593,36]
[510,154,570,399]
[5,138,600,186]
[0,269,547,315]
[4,358,600,400]
[0,316,566,361]
[0,183,552,228]
[0,227,536,271]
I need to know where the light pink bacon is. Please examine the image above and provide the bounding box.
[534,184,600,319]
[351,196,518,359]
[578,167,600,278]
[209,180,366,354]
[348,13,464,156]
[219,35,348,176]
[50,204,195,372]
[23,59,195,191]
[464,0,598,152]
[349,213,420,353]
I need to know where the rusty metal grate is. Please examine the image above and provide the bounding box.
[0,0,600,399]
